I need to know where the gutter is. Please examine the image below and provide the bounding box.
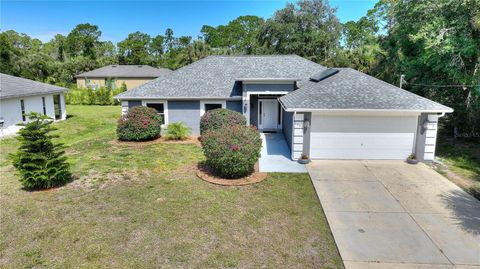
[281,108,454,114]
[114,96,243,101]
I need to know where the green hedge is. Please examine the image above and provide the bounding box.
[201,124,262,178]
[65,85,126,105]
[117,106,162,141]
[200,108,246,134]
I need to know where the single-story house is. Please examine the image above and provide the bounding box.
[115,55,453,162]
[0,73,67,136]
[75,65,172,90]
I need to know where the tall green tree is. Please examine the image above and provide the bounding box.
[201,15,264,54]
[117,31,152,65]
[257,0,342,63]
[373,0,480,134]
[65,23,101,59]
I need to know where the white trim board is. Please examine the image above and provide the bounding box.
[142,99,168,126]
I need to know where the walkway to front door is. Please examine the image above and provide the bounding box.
[308,160,480,269]
[259,133,307,173]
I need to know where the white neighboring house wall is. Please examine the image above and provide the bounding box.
[0,93,66,137]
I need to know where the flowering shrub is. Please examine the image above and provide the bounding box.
[201,124,262,178]
[116,106,162,141]
[200,108,246,134]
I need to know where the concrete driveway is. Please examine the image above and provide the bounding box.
[308,160,480,269]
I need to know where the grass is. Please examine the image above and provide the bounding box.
[435,138,480,199]
[0,105,343,268]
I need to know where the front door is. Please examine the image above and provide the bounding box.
[260,99,278,130]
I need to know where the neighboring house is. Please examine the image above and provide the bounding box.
[75,65,172,90]
[0,73,67,136]
[115,55,453,161]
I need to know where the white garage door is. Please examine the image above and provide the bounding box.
[310,114,418,159]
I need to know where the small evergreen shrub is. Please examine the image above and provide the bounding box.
[200,108,246,134]
[117,106,162,141]
[10,113,71,190]
[201,124,262,178]
[164,122,191,140]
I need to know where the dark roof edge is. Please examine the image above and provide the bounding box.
[1,88,68,100]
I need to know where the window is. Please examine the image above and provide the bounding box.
[20,100,25,121]
[53,94,61,120]
[146,103,165,124]
[42,97,46,115]
[105,78,116,89]
[204,103,222,112]
[258,101,262,125]
[200,100,225,116]
[277,102,282,125]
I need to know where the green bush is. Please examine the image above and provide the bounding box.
[200,108,246,134]
[117,106,162,141]
[65,84,126,105]
[201,124,262,178]
[10,113,71,190]
[164,122,191,140]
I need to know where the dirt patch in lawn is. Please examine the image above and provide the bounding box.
[108,136,201,147]
[197,163,267,186]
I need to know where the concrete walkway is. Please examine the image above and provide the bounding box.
[259,133,306,173]
[308,160,480,269]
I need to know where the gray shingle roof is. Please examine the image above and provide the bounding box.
[115,55,452,113]
[279,68,453,112]
[0,73,68,100]
[75,65,172,78]
[115,55,325,99]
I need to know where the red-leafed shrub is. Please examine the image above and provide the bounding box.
[200,108,246,134]
[117,106,162,141]
[201,124,262,178]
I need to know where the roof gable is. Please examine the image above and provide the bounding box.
[280,68,453,112]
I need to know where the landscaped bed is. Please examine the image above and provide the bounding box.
[0,105,343,268]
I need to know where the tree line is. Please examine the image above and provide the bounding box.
[0,0,478,136]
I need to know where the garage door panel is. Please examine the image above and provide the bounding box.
[310,115,417,160]
[311,133,415,159]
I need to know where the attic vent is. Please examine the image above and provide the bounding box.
[112,65,117,68]
[310,68,339,82]
[137,65,143,68]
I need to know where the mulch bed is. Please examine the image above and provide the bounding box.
[196,163,268,186]
[109,136,201,147]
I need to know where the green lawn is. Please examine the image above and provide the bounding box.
[0,105,343,268]
[436,138,480,199]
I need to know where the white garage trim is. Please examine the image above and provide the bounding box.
[309,114,418,160]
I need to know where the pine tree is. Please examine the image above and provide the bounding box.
[10,112,71,190]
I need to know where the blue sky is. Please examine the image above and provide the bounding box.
[1,0,376,43]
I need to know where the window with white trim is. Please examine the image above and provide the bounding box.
[200,100,226,116]
[146,103,165,124]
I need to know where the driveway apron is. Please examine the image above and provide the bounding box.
[308,160,480,269]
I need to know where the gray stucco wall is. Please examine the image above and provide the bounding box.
[250,95,259,128]
[283,111,293,150]
[128,100,142,108]
[244,84,294,92]
[168,101,201,135]
[226,101,242,113]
